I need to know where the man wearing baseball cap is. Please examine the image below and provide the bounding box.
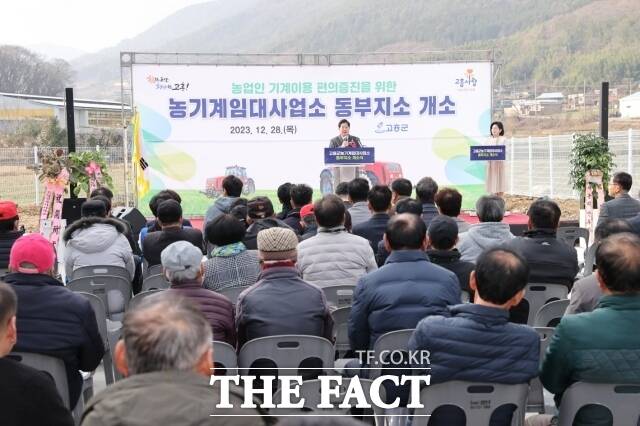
[242,196,294,250]
[299,203,318,241]
[3,233,103,409]
[0,200,24,271]
[236,227,333,350]
[161,240,236,347]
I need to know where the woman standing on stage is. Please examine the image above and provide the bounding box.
[486,121,507,197]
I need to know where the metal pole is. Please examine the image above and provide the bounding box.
[65,87,77,198]
[528,136,533,197]
[600,82,609,140]
[548,135,554,198]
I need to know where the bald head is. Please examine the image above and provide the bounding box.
[596,233,640,294]
[385,213,427,251]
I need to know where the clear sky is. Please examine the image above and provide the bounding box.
[0,0,209,53]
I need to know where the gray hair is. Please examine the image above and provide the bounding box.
[166,267,200,284]
[122,292,212,375]
[476,195,505,222]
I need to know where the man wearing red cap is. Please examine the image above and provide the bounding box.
[299,203,318,241]
[3,234,103,409]
[0,200,24,271]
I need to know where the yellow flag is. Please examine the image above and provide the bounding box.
[132,111,150,199]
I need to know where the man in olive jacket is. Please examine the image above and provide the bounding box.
[537,233,640,426]
[81,292,271,426]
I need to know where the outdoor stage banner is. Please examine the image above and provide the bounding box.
[131,62,492,216]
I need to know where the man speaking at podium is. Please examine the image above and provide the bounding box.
[330,119,362,148]
[329,119,362,189]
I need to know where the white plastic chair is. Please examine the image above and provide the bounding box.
[524,283,568,326]
[534,299,570,327]
[212,340,238,376]
[413,381,529,426]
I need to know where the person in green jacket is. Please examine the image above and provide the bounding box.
[529,232,640,426]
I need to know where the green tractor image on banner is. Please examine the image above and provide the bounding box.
[320,162,404,194]
[205,166,256,198]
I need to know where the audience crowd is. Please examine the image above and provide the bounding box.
[2,170,640,426]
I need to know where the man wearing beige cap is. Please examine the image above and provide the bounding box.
[236,227,333,349]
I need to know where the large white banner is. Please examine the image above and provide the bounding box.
[132,62,492,215]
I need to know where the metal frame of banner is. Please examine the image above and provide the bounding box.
[120,50,495,207]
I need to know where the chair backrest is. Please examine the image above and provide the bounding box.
[213,340,238,376]
[524,283,568,326]
[370,329,415,379]
[238,335,334,376]
[271,378,386,419]
[322,285,356,308]
[533,299,570,327]
[216,286,249,306]
[413,381,529,426]
[76,291,116,385]
[71,265,130,282]
[558,382,640,426]
[527,327,556,413]
[583,243,597,277]
[557,226,590,249]
[130,289,165,309]
[331,306,351,354]
[67,275,132,321]
[141,274,170,292]
[9,352,71,408]
[143,264,163,279]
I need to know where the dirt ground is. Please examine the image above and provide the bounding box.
[504,194,580,221]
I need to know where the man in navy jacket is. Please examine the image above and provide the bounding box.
[349,213,460,352]
[352,185,392,253]
[4,234,104,409]
[409,247,539,426]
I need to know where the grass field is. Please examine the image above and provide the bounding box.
[139,184,486,218]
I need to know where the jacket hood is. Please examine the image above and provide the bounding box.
[213,196,238,214]
[466,222,513,249]
[64,217,125,253]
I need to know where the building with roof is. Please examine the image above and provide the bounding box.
[0,92,130,133]
[620,92,640,119]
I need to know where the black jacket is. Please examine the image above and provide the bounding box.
[283,208,303,235]
[426,249,475,294]
[421,203,439,229]
[243,217,294,250]
[505,228,579,323]
[0,357,74,425]
[0,229,23,269]
[352,213,390,253]
[237,266,334,350]
[300,224,318,241]
[142,226,205,267]
[3,273,104,408]
[505,229,579,287]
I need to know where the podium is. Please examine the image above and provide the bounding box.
[322,147,375,193]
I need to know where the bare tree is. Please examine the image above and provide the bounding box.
[0,45,74,96]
